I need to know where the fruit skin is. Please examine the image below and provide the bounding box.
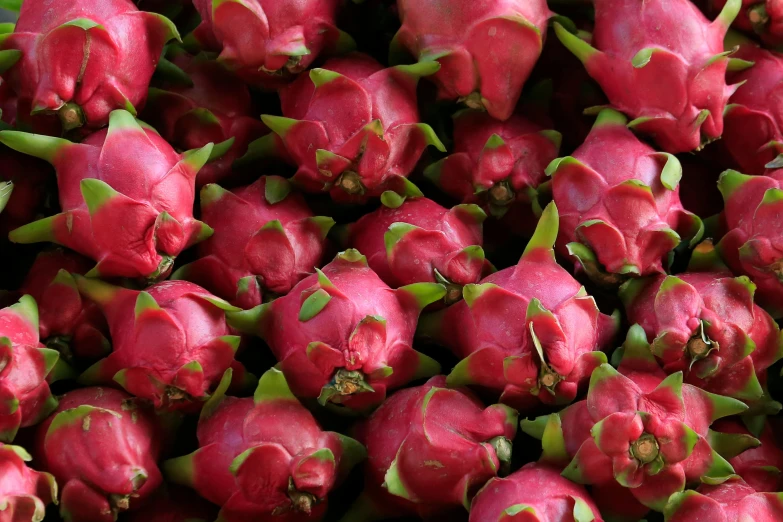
[0,147,52,237]
[0,295,68,443]
[554,0,742,153]
[710,0,783,46]
[342,376,518,521]
[0,110,215,282]
[523,325,752,517]
[344,193,490,302]
[165,369,366,522]
[172,176,334,310]
[75,278,246,412]
[711,419,783,492]
[0,0,180,131]
[546,109,703,286]
[124,486,218,522]
[228,249,446,413]
[468,462,603,522]
[663,477,783,521]
[261,53,445,203]
[34,387,163,522]
[0,442,58,522]
[141,46,269,188]
[419,203,618,412]
[19,249,110,362]
[424,110,561,222]
[393,0,553,121]
[717,169,783,318]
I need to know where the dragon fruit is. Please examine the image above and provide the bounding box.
[545,109,703,286]
[711,419,783,492]
[0,443,57,522]
[419,203,618,412]
[20,249,110,362]
[554,0,743,153]
[0,0,180,131]
[710,0,783,45]
[468,463,603,522]
[0,110,215,282]
[75,278,246,412]
[341,376,518,521]
[34,386,163,522]
[392,0,553,121]
[424,110,561,221]
[523,325,752,516]
[0,295,69,443]
[172,176,334,309]
[228,249,445,412]
[165,368,366,522]
[141,47,269,187]
[664,477,783,521]
[344,192,490,304]
[716,170,783,318]
[259,53,445,203]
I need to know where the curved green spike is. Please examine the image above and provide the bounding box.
[107,109,145,137]
[554,22,599,64]
[163,451,196,487]
[309,68,344,87]
[520,414,550,440]
[452,204,488,226]
[727,57,755,71]
[699,448,736,485]
[540,413,568,463]
[713,0,742,33]
[761,187,783,206]
[707,429,760,459]
[226,303,270,336]
[299,289,332,322]
[423,158,445,186]
[398,177,424,198]
[336,249,368,265]
[413,123,446,152]
[717,169,754,201]
[394,60,440,79]
[46,405,120,439]
[200,368,233,422]
[413,350,441,380]
[314,268,335,290]
[384,222,420,254]
[701,388,750,421]
[154,57,193,88]
[10,295,38,330]
[134,291,161,321]
[572,496,596,522]
[144,11,182,43]
[254,368,296,404]
[200,183,230,208]
[396,282,447,311]
[461,245,485,262]
[260,115,300,139]
[80,178,119,215]
[538,129,563,152]
[264,176,291,204]
[181,142,214,173]
[72,275,122,307]
[501,505,537,520]
[260,219,284,234]
[383,450,412,501]
[60,18,103,31]
[621,324,656,364]
[335,432,367,476]
[380,190,406,209]
[632,47,661,68]
[37,348,61,377]
[334,28,357,54]
[484,133,506,151]
[462,283,498,308]
[0,130,73,163]
[649,152,683,190]
[522,202,558,258]
[207,137,235,162]
[0,180,12,213]
[653,371,684,398]
[588,363,621,393]
[308,216,335,239]
[0,49,20,74]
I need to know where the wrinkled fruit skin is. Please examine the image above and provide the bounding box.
[0,147,51,237]
[165,369,365,522]
[424,110,560,223]
[34,387,163,522]
[717,169,783,318]
[141,48,269,187]
[1,0,179,130]
[421,203,617,412]
[555,0,741,153]
[621,271,783,402]
[394,0,552,120]
[0,443,57,522]
[664,477,783,521]
[0,296,63,443]
[346,196,489,297]
[124,486,218,522]
[192,0,347,88]
[20,249,110,362]
[711,0,783,45]
[352,376,517,520]
[228,249,445,413]
[173,176,333,309]
[264,53,444,203]
[712,419,783,492]
[469,463,603,522]
[76,279,245,412]
[547,109,702,285]
[0,110,214,281]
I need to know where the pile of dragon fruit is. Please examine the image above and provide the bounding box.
[3,0,783,520]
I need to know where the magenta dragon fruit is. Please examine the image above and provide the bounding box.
[664,477,783,521]
[554,0,743,152]
[0,0,179,131]
[228,249,445,412]
[172,176,334,309]
[546,109,703,286]
[710,0,783,46]
[0,110,215,282]
[711,418,783,492]
[0,443,57,522]
[419,203,618,412]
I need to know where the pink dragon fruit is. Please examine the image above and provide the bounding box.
[0,110,215,282]
[259,53,445,203]
[423,110,561,221]
[172,176,334,309]
[0,295,69,443]
[125,486,218,522]
[228,249,445,412]
[523,325,753,517]
[710,0,783,45]
[344,192,491,304]
[663,477,783,521]
[0,146,51,237]
[554,0,743,153]
[340,376,518,521]
[0,0,180,131]
[419,203,618,412]
[717,169,783,318]
[19,249,110,362]
[0,442,57,522]
[392,0,553,121]
[546,109,703,286]
[34,387,163,522]
[75,278,247,411]
[141,46,269,187]
[165,368,366,522]
[469,463,603,522]
[712,419,783,492]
